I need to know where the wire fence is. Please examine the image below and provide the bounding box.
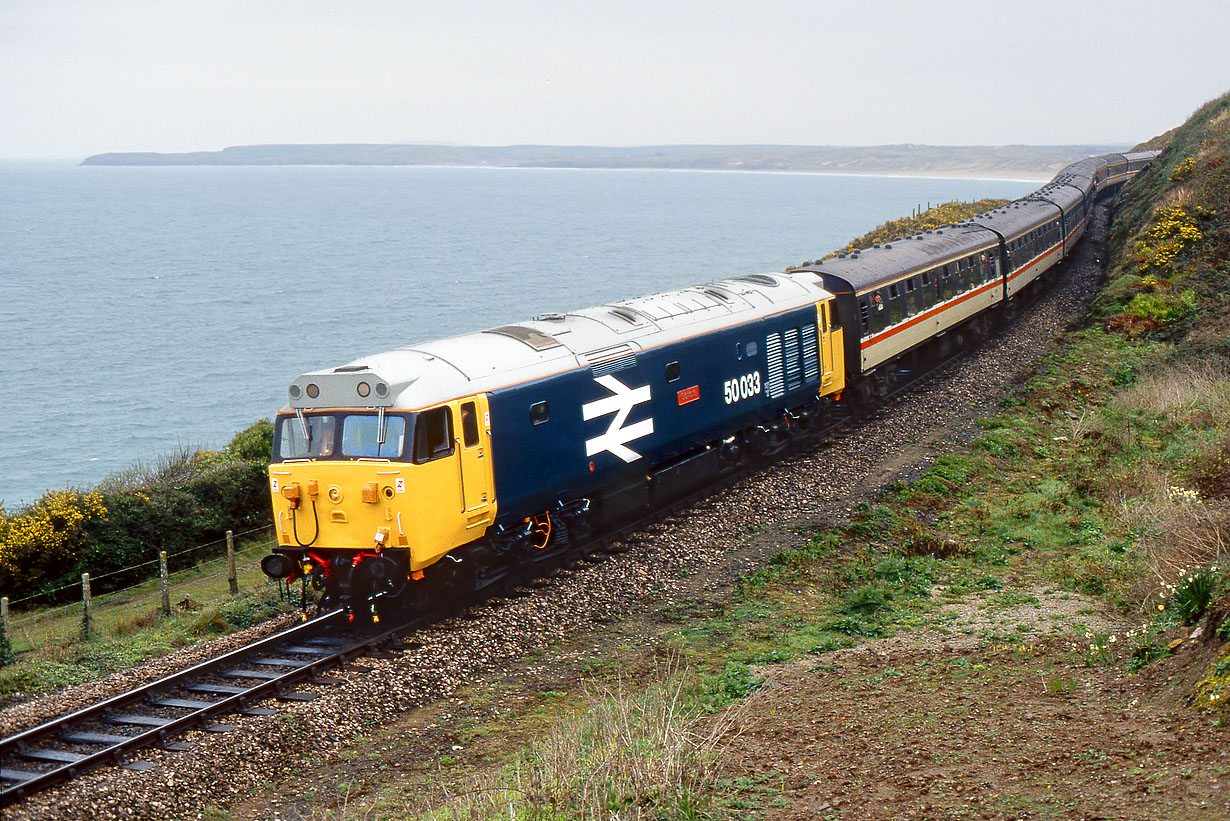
[1,526,285,655]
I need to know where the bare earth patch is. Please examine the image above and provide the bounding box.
[725,618,1229,819]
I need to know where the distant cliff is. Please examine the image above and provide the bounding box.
[80,143,1131,180]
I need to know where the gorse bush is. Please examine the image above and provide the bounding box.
[1170,156,1196,182]
[1134,204,1207,273]
[0,420,273,603]
[786,199,1010,267]
[0,490,108,597]
[1103,91,1229,340]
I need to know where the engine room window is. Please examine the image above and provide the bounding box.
[746,341,757,357]
[529,401,550,426]
[461,402,480,447]
[413,407,454,462]
[277,414,337,460]
[665,362,681,383]
[341,414,405,458]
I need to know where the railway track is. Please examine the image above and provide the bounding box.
[0,609,437,806]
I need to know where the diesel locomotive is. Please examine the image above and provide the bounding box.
[260,151,1156,620]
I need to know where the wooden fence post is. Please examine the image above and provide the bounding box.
[1,596,9,644]
[160,551,170,616]
[227,530,238,596]
[81,573,92,640]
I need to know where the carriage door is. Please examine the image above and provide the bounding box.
[454,395,495,529]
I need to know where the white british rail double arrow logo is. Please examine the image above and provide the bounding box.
[582,374,654,463]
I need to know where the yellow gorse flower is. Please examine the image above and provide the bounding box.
[1134,204,1210,272]
[0,490,108,586]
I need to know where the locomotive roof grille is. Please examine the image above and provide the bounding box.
[732,274,780,287]
[483,324,563,351]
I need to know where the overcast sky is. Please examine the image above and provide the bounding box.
[2,0,1227,160]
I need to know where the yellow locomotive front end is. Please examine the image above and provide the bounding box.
[260,366,496,620]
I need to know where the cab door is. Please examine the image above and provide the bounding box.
[818,301,835,388]
[453,395,495,528]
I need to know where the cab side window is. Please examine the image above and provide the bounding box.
[460,402,480,447]
[414,406,454,462]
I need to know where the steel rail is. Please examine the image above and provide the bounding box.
[0,609,354,805]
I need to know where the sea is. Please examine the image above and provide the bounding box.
[0,162,1038,509]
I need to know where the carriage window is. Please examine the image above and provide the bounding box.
[529,401,550,426]
[889,284,899,299]
[342,414,405,458]
[277,414,337,460]
[413,407,454,462]
[905,278,916,293]
[921,271,930,285]
[665,362,681,382]
[460,402,480,447]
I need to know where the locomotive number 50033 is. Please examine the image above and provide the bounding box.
[723,372,762,405]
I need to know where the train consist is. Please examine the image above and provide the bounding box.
[260,151,1156,619]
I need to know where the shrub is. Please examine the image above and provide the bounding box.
[1170,567,1218,624]
[226,419,274,462]
[1170,157,1196,182]
[0,490,107,597]
[3,419,274,602]
[1125,290,1198,324]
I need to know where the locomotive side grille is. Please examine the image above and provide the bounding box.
[801,322,820,383]
[765,332,785,399]
[590,352,637,376]
[784,327,802,391]
[583,343,638,376]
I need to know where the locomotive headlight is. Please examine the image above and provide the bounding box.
[306,383,320,399]
[357,381,371,398]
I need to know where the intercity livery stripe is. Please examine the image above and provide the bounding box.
[859,276,1000,350]
[860,236,1068,352]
